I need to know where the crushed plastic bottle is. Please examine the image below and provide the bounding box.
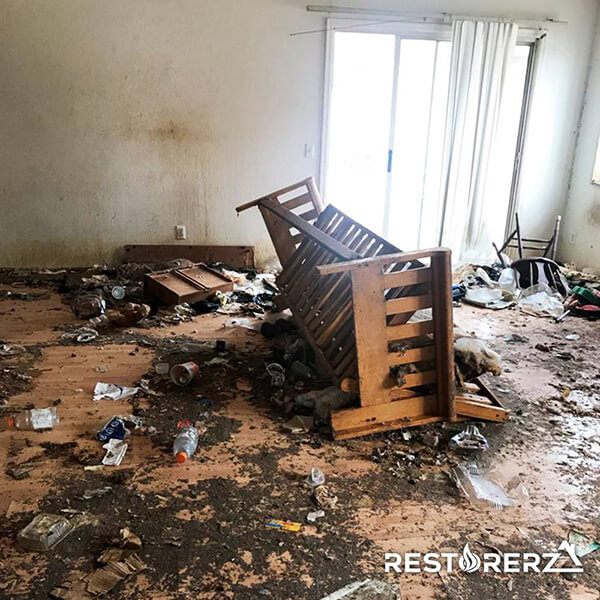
[449,424,489,454]
[2,407,59,431]
[173,425,199,464]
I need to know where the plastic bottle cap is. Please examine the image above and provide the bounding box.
[175,451,188,464]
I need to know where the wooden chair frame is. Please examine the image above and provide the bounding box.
[236,177,324,268]
[237,181,510,439]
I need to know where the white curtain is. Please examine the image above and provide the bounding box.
[438,20,518,260]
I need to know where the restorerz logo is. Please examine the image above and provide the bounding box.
[384,542,583,574]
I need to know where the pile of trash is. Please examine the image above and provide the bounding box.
[39,259,282,336]
[453,255,597,320]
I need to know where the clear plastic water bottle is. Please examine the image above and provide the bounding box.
[2,407,59,431]
[172,426,199,464]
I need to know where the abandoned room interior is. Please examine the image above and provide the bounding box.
[1,1,600,599]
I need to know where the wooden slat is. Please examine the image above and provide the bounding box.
[317,248,445,275]
[306,176,325,213]
[388,345,436,366]
[455,397,510,422]
[282,192,313,211]
[262,199,360,262]
[384,267,431,288]
[278,290,337,381]
[236,177,314,213]
[386,294,432,315]
[259,205,297,267]
[392,370,437,391]
[336,347,358,379]
[334,415,443,440]
[386,320,434,341]
[331,395,440,440]
[299,208,319,221]
[431,250,456,420]
[458,392,493,405]
[349,265,391,406]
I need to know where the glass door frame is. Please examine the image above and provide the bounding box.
[320,17,541,244]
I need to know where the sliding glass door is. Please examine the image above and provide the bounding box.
[322,26,533,255]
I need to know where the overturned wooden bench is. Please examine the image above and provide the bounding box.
[237,179,509,439]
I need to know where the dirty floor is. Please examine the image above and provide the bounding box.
[0,286,599,599]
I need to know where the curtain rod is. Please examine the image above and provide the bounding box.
[305,4,567,26]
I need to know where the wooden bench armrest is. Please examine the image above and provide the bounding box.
[316,248,450,276]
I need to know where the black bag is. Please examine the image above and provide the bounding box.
[511,258,569,297]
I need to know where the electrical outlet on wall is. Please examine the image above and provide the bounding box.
[175,225,187,240]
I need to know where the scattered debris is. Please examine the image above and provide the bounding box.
[464,287,515,310]
[86,540,146,595]
[307,467,326,487]
[295,387,355,423]
[93,382,139,402]
[6,461,37,480]
[568,530,600,558]
[170,361,200,386]
[518,283,565,319]
[449,424,489,454]
[18,513,77,551]
[154,361,170,375]
[452,464,528,510]
[96,416,128,442]
[82,487,112,500]
[266,362,285,387]
[313,484,338,509]
[72,291,106,319]
[115,527,142,550]
[306,510,325,524]
[264,520,302,532]
[101,439,128,466]
[173,424,199,464]
[282,414,313,434]
[89,302,150,328]
[320,579,400,600]
[2,406,59,431]
[0,343,27,356]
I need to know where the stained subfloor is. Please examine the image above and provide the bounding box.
[0,286,599,599]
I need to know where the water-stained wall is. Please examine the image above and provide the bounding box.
[561,10,600,270]
[0,0,598,267]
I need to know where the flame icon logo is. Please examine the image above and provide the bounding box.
[458,543,481,573]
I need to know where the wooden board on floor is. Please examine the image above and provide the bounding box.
[331,395,442,440]
[123,245,255,269]
[144,264,233,305]
[455,377,510,422]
